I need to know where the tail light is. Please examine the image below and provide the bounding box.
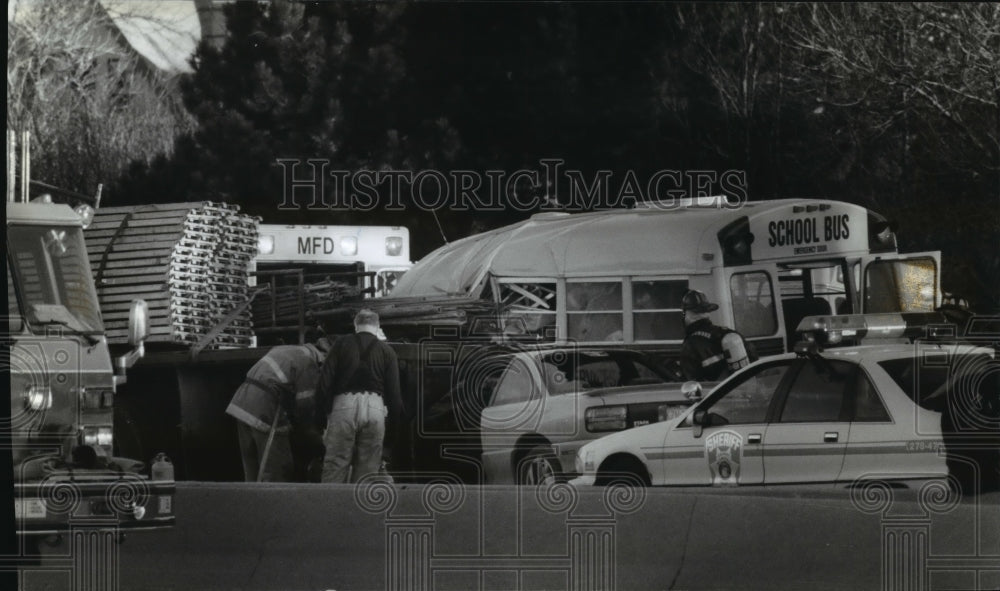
[585,406,627,432]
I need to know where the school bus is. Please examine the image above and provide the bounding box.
[384,196,944,483]
[388,196,941,357]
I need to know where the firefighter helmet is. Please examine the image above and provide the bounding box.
[682,290,719,313]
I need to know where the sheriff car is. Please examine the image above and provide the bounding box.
[570,315,999,490]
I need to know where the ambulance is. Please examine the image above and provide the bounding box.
[252,224,413,297]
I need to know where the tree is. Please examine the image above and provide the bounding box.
[780,3,1000,309]
[6,0,193,196]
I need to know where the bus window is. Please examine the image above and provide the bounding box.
[499,281,557,340]
[864,257,937,313]
[567,281,623,342]
[778,262,851,315]
[729,272,777,337]
[632,279,687,341]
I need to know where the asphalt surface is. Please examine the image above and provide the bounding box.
[17,482,1000,591]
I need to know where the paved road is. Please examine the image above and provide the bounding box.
[18,483,1000,591]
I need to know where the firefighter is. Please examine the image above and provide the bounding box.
[226,337,333,482]
[679,290,756,382]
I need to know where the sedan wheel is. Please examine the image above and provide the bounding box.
[519,447,559,486]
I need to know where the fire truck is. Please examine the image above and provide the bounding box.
[6,132,175,540]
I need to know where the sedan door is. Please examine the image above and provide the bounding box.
[656,361,795,486]
[762,359,855,484]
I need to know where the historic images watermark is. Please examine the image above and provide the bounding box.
[353,475,646,591]
[275,158,749,212]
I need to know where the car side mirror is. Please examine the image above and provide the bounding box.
[682,380,703,401]
[692,408,707,438]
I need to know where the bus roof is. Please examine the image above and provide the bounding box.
[391,198,875,297]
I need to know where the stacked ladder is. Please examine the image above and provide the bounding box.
[85,202,259,349]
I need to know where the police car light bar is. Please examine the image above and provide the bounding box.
[796,312,954,346]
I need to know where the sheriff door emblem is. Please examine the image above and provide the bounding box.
[706,430,743,486]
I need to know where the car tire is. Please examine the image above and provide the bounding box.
[595,455,650,487]
[518,446,559,486]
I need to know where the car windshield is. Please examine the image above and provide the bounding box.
[7,224,103,334]
[877,353,995,412]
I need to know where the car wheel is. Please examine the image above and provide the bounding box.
[518,446,559,486]
[595,455,650,487]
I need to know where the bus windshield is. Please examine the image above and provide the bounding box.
[7,224,103,334]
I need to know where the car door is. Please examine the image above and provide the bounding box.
[657,361,795,486]
[480,355,546,434]
[839,356,953,483]
[762,359,855,484]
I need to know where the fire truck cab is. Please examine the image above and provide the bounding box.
[7,197,175,537]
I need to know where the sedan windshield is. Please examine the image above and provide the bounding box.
[7,224,103,334]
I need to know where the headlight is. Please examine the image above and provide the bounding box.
[257,234,275,255]
[584,450,595,473]
[385,236,403,256]
[81,426,113,448]
[585,405,627,432]
[340,236,358,256]
[24,386,53,411]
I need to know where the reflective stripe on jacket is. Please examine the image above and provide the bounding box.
[226,344,325,432]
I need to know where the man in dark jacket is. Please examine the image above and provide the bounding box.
[315,309,403,483]
[679,290,756,382]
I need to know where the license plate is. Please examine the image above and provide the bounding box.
[158,495,172,514]
[15,498,47,519]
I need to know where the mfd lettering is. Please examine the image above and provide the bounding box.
[298,236,335,254]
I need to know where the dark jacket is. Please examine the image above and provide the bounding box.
[679,318,755,382]
[314,331,403,430]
